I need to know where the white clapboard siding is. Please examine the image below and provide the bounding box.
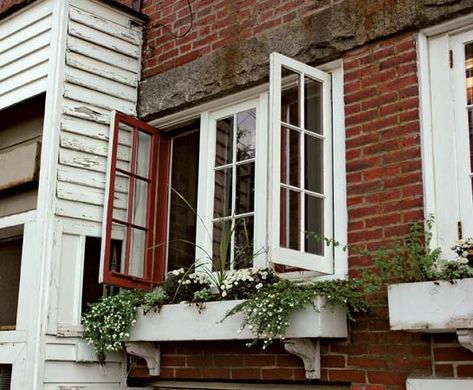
[55,1,143,224]
[62,98,111,125]
[0,0,53,109]
[67,35,139,73]
[43,361,122,383]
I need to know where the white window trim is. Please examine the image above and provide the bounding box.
[419,16,473,256]
[151,58,347,280]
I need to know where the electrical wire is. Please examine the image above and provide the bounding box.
[150,0,194,39]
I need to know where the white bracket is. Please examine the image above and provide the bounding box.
[457,329,473,353]
[284,338,320,379]
[125,342,161,376]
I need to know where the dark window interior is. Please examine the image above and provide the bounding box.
[0,230,22,329]
[167,121,200,271]
[0,364,12,390]
[81,237,118,315]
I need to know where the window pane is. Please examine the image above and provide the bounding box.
[280,127,300,187]
[215,116,233,166]
[132,179,148,228]
[469,109,473,173]
[466,43,473,105]
[234,216,254,269]
[237,109,256,161]
[305,194,324,255]
[212,220,231,271]
[281,70,300,126]
[214,168,233,218]
[0,236,22,327]
[109,224,125,273]
[305,134,323,193]
[236,162,255,215]
[117,121,133,172]
[135,131,151,178]
[304,76,323,134]
[129,228,146,278]
[168,129,199,271]
[280,188,300,250]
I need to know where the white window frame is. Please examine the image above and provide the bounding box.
[419,15,473,256]
[149,56,347,280]
[268,52,333,274]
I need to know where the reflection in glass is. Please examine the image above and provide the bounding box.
[305,135,323,193]
[466,43,473,106]
[304,77,323,134]
[215,117,233,167]
[109,224,125,273]
[214,168,232,218]
[234,217,254,269]
[236,163,255,215]
[305,195,324,255]
[280,188,300,250]
[117,122,133,172]
[129,228,146,278]
[281,71,300,126]
[212,220,231,271]
[280,127,300,187]
[133,179,148,228]
[135,131,151,178]
[237,109,256,161]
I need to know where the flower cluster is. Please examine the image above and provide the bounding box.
[82,290,143,362]
[162,268,212,303]
[451,238,473,265]
[219,267,279,300]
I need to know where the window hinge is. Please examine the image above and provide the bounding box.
[449,50,453,68]
[458,220,463,240]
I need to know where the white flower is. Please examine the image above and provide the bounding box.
[255,283,263,290]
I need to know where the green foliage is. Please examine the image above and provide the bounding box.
[82,290,145,362]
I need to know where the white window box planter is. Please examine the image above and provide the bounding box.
[388,278,473,353]
[126,298,347,379]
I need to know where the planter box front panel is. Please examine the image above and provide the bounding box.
[129,298,347,342]
[388,278,473,332]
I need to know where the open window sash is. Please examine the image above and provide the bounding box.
[100,111,166,289]
[269,52,334,274]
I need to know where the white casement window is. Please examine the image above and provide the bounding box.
[269,53,333,273]
[101,53,346,288]
[420,22,473,255]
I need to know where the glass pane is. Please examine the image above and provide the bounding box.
[214,168,232,218]
[168,129,200,271]
[234,216,254,269]
[280,127,300,187]
[304,76,323,134]
[281,70,300,126]
[466,43,473,105]
[132,178,148,228]
[236,109,256,161]
[305,195,324,255]
[305,134,323,193]
[469,109,473,173]
[236,162,255,215]
[109,224,126,273]
[280,188,300,250]
[215,116,234,167]
[213,220,231,271]
[117,121,133,172]
[135,131,151,178]
[129,228,146,278]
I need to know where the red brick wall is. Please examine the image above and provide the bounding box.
[140,0,341,78]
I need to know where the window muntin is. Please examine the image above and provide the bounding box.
[270,53,333,274]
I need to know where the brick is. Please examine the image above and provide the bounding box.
[435,364,454,377]
[367,371,406,385]
[329,369,366,382]
[321,355,346,368]
[231,368,261,380]
[261,368,294,380]
[434,347,473,361]
[200,368,231,379]
[161,355,186,366]
[348,357,387,369]
[244,354,276,367]
[213,355,244,366]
